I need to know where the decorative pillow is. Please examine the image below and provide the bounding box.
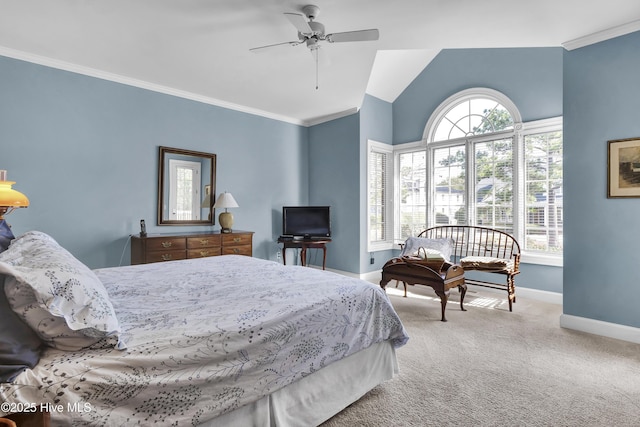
[0,220,14,253]
[460,256,514,272]
[0,275,43,382]
[401,237,454,261]
[0,231,125,351]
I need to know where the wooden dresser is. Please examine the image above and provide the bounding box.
[131,230,253,265]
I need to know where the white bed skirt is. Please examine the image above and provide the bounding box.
[201,340,398,427]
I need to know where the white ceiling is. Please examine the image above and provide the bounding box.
[1,0,639,126]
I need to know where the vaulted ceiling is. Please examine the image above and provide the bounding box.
[1,1,639,125]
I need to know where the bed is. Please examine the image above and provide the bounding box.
[0,231,408,426]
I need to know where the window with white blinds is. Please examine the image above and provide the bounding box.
[397,149,427,240]
[432,144,467,227]
[367,140,393,251]
[473,137,514,232]
[523,129,563,254]
[384,89,563,265]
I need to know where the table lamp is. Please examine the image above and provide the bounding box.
[201,187,212,221]
[0,170,30,251]
[213,191,238,233]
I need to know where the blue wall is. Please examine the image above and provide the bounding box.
[0,56,308,269]
[393,47,564,144]
[308,113,361,272]
[563,31,640,328]
[359,94,395,273]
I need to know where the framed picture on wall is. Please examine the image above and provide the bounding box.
[608,137,640,198]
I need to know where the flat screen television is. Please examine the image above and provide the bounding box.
[282,206,331,239]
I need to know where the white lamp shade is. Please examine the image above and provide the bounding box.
[213,192,239,209]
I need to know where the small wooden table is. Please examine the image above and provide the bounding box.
[278,238,331,270]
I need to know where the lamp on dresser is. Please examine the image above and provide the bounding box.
[0,170,30,251]
[213,191,238,233]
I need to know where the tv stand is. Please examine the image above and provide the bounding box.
[278,237,331,270]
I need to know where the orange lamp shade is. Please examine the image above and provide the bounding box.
[0,181,30,209]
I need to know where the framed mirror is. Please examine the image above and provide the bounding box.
[157,146,216,225]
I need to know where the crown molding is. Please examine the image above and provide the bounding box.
[562,19,640,51]
[304,107,360,126]
[0,45,311,127]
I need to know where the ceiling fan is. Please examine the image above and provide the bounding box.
[250,4,379,89]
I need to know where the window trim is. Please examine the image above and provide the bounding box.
[519,116,563,266]
[393,140,426,243]
[423,88,523,142]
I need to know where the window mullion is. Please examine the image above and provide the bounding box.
[466,138,474,226]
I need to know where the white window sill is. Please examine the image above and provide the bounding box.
[367,242,395,253]
[520,252,563,267]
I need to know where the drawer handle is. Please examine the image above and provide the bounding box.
[199,239,209,246]
[161,241,173,248]
[233,237,241,243]
[199,250,210,257]
[233,248,240,254]
[161,254,173,261]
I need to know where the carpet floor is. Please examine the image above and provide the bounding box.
[321,284,640,427]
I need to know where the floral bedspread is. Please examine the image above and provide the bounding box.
[1,255,408,426]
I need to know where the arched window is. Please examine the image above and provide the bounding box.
[394,88,562,263]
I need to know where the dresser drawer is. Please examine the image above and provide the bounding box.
[222,233,252,247]
[188,247,222,258]
[145,237,187,252]
[221,245,252,256]
[146,250,187,263]
[131,231,253,265]
[187,235,221,249]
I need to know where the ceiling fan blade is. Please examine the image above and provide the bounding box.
[326,29,379,43]
[249,40,301,53]
[284,12,312,34]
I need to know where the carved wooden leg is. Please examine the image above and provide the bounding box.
[434,290,449,322]
[300,248,307,266]
[507,275,515,312]
[321,245,327,270]
[458,283,467,312]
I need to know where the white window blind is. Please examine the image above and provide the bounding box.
[397,150,427,239]
[473,137,514,233]
[431,144,467,226]
[368,140,393,251]
[523,130,563,254]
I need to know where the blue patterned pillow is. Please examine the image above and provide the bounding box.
[0,219,15,253]
[0,231,125,351]
[0,275,43,382]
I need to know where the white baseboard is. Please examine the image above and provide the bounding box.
[466,283,564,305]
[559,314,640,345]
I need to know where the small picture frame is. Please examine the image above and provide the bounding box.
[608,137,640,198]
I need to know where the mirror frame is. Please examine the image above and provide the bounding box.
[157,146,217,225]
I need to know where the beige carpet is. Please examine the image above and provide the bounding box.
[321,284,640,427]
